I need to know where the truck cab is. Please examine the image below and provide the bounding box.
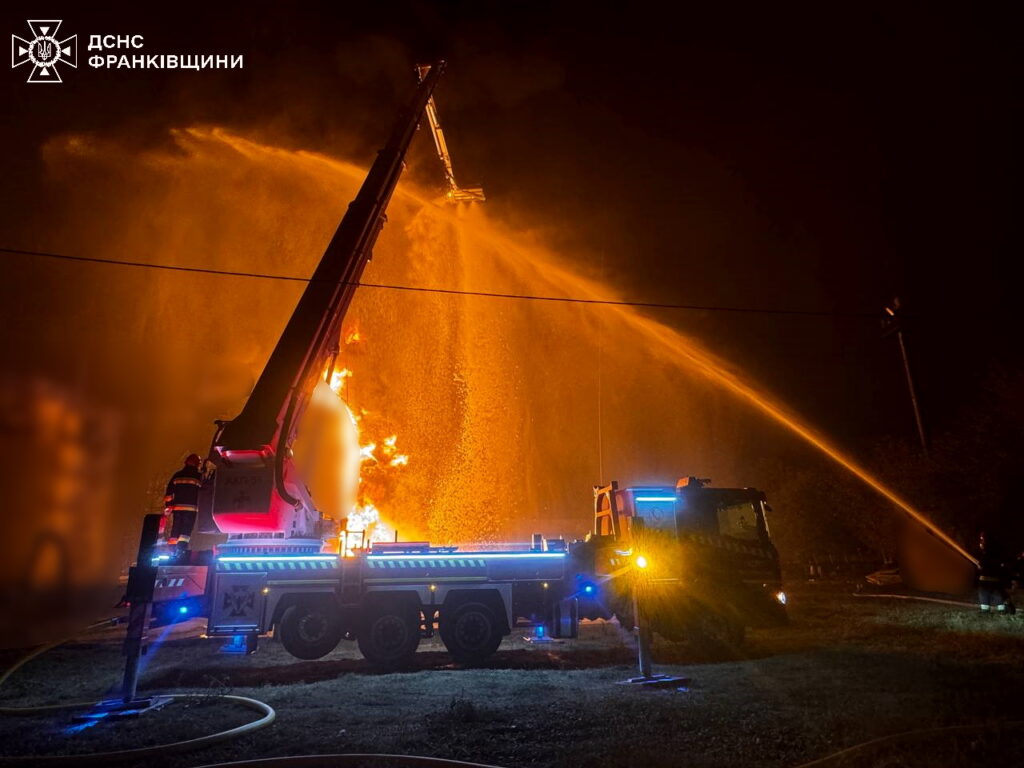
[581,477,787,648]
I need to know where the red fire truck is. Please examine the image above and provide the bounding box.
[124,63,785,679]
[123,63,582,674]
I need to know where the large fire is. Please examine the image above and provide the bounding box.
[28,125,969,564]
[325,326,407,555]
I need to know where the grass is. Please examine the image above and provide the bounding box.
[1,583,1023,767]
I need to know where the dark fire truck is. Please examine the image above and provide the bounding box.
[575,477,788,648]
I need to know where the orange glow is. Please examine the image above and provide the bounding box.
[244,125,977,564]
[605,307,979,566]
[344,501,392,554]
[328,367,352,394]
[441,186,977,565]
[38,126,975,565]
[324,342,408,552]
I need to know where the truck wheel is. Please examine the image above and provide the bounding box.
[279,599,343,660]
[440,602,503,664]
[357,600,420,669]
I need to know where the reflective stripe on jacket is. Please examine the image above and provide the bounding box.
[164,465,203,512]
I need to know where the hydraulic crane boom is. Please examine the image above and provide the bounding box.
[416,65,485,203]
[205,62,446,548]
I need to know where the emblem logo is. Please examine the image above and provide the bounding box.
[223,585,256,617]
[12,20,77,83]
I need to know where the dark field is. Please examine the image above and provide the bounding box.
[1,583,1023,768]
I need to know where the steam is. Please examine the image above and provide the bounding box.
[12,126,948,559]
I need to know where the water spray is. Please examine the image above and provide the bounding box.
[444,210,979,567]
[42,127,977,568]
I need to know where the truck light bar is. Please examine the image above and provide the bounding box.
[217,555,339,562]
[634,496,677,502]
[365,552,565,561]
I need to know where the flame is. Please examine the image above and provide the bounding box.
[344,500,392,554]
[376,433,409,467]
[344,326,362,345]
[41,126,973,563]
[323,356,409,554]
[328,367,352,394]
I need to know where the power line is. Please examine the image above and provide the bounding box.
[1,245,884,318]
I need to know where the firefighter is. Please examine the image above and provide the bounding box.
[164,453,204,559]
[976,531,1011,614]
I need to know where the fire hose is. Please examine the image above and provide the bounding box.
[193,757,506,768]
[3,615,1020,767]
[0,618,276,765]
[791,719,1024,767]
[853,592,978,608]
[0,623,496,768]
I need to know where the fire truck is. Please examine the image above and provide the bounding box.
[147,540,577,667]
[122,63,582,672]
[575,477,788,648]
[126,63,786,674]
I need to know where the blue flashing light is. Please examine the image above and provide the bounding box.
[634,496,677,502]
[178,605,189,615]
[220,634,249,654]
[583,584,596,595]
[64,710,110,735]
[217,555,338,562]
[536,624,545,637]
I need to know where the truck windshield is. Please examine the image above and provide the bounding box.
[716,500,761,541]
[633,496,678,534]
[677,491,765,542]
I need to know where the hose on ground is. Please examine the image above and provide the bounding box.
[791,719,1024,767]
[0,619,276,764]
[193,756,506,768]
[852,592,977,608]
[4,607,1018,767]
[0,617,119,715]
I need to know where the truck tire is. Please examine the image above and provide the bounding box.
[279,599,343,660]
[357,599,420,669]
[440,602,503,664]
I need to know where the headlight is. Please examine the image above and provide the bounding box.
[774,591,787,606]
[635,555,650,570]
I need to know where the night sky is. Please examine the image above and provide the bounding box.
[2,1,1017,451]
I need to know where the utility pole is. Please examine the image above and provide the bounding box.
[882,297,929,458]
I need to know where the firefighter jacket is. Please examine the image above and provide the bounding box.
[164,465,203,513]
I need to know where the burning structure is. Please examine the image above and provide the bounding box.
[8,117,970,572]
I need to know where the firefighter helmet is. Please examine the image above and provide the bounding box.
[185,453,202,468]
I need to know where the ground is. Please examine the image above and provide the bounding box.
[1,583,1023,768]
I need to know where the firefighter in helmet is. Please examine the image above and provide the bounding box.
[164,453,204,558]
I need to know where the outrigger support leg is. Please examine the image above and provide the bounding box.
[73,514,173,720]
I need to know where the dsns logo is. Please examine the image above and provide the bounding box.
[11,20,77,83]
